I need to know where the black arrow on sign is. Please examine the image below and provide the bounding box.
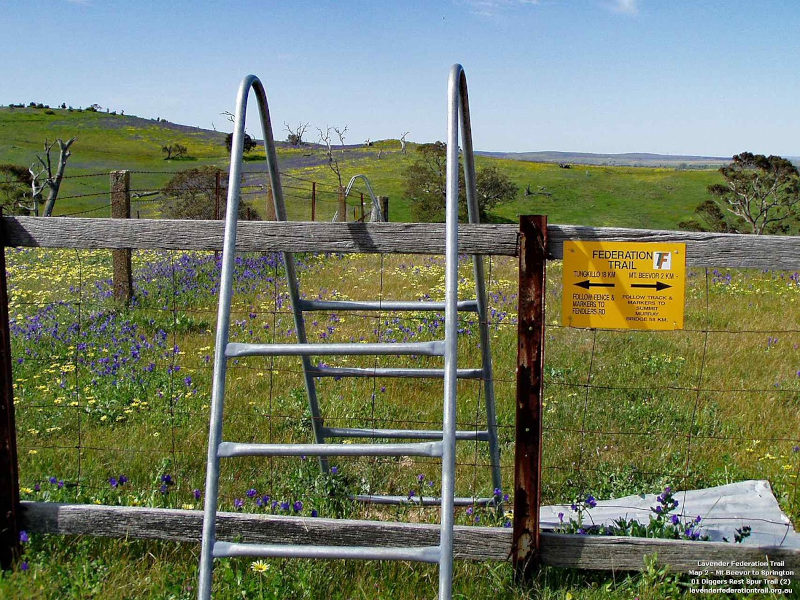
[574,280,616,289]
[631,282,672,291]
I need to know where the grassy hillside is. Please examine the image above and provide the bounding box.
[0,105,722,228]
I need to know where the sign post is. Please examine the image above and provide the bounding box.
[562,241,686,330]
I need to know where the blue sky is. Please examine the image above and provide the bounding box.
[2,0,799,156]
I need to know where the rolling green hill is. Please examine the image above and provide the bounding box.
[0,105,722,228]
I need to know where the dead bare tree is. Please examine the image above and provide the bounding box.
[285,122,309,146]
[28,137,76,216]
[316,126,344,190]
[333,125,348,155]
[400,131,410,154]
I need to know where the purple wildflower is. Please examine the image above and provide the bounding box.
[194,489,202,500]
[246,488,257,498]
[670,514,680,525]
[161,474,173,485]
[417,474,425,482]
[49,476,57,485]
[311,509,318,517]
[585,495,597,508]
[280,501,290,511]
[558,512,564,523]
[20,561,28,572]
[330,466,338,475]
[293,501,303,512]
[109,477,118,488]
[19,531,28,543]
[119,474,128,485]
[33,484,40,492]
[234,498,244,509]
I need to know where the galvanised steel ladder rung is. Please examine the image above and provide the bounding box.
[213,542,441,563]
[308,366,483,379]
[217,440,443,458]
[225,341,443,358]
[297,299,479,312]
[321,426,489,441]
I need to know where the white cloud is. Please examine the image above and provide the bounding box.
[609,0,638,14]
[461,0,540,18]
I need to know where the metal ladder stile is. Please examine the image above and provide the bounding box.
[198,65,494,600]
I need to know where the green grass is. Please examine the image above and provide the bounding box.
[0,106,723,226]
[1,105,796,599]
[2,244,799,598]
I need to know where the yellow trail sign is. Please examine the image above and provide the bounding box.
[562,241,686,330]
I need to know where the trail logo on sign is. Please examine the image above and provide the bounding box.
[653,251,672,270]
[562,241,686,331]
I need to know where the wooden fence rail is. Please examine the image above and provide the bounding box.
[3,217,800,269]
[19,502,800,575]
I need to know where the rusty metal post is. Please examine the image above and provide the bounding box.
[0,221,20,570]
[360,193,365,221]
[111,171,132,304]
[512,215,547,581]
[311,182,316,221]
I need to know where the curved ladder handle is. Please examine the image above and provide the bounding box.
[344,174,384,222]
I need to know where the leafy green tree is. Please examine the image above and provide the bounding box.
[404,142,517,222]
[224,132,257,154]
[706,152,800,234]
[0,163,32,214]
[160,166,250,220]
[161,143,188,160]
[678,200,741,233]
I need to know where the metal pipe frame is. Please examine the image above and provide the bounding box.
[344,174,384,222]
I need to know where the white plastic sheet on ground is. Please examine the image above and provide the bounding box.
[539,480,800,548]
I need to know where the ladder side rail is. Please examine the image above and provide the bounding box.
[438,63,468,600]
[344,174,384,222]
[198,74,259,600]
[457,72,502,495]
[257,82,330,473]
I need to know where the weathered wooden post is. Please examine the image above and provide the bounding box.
[111,171,132,304]
[265,184,276,221]
[360,193,365,221]
[380,196,389,222]
[311,182,316,222]
[512,215,547,581]
[0,211,20,570]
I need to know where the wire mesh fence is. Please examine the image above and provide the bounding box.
[48,170,377,222]
[8,230,800,545]
[10,246,514,527]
